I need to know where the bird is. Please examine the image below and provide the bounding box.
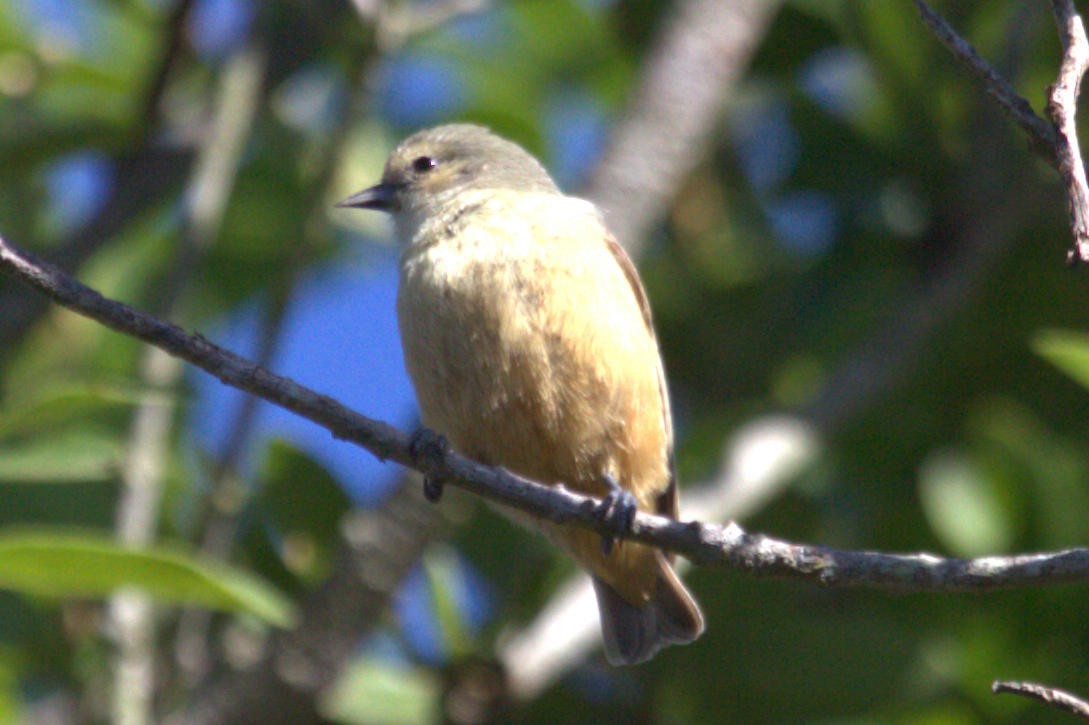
[338,123,703,665]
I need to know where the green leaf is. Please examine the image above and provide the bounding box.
[918,451,1011,556]
[0,528,294,626]
[1032,328,1089,392]
[259,439,352,582]
[422,545,471,658]
[0,382,149,440]
[0,430,120,483]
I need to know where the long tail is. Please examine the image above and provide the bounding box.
[592,553,704,665]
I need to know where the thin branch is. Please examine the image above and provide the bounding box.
[140,0,196,134]
[176,2,498,714]
[173,479,447,725]
[109,348,181,725]
[993,680,1089,721]
[106,44,267,725]
[5,236,1089,595]
[912,0,1056,153]
[914,0,1089,264]
[1047,0,1089,263]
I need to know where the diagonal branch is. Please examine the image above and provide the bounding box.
[914,0,1089,263]
[913,0,1056,152]
[4,234,1089,593]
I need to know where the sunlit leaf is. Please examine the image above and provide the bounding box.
[0,430,120,483]
[0,528,294,626]
[0,382,149,440]
[320,655,437,725]
[1032,328,1089,392]
[918,451,1012,556]
[422,546,471,658]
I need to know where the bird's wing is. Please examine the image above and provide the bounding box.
[601,231,679,521]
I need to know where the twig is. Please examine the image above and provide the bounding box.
[993,680,1089,721]
[140,0,196,134]
[914,0,1089,263]
[1047,0,1089,264]
[5,236,1089,593]
[912,0,1056,152]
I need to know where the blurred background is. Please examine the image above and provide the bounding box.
[2,0,1089,722]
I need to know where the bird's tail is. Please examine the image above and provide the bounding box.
[592,552,704,665]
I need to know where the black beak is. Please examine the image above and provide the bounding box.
[335,182,400,211]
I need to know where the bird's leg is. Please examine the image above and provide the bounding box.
[595,473,638,555]
[409,428,450,502]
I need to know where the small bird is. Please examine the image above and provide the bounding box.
[338,124,703,664]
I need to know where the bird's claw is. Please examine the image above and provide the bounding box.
[596,474,638,556]
[410,428,450,503]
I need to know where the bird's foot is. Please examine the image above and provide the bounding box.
[595,473,638,555]
[409,428,450,503]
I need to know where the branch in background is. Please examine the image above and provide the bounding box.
[176,3,490,715]
[106,45,268,725]
[172,40,371,690]
[4,237,1089,592]
[173,479,447,725]
[0,0,198,354]
[583,0,782,257]
[140,0,197,132]
[914,0,1089,263]
[1047,0,1089,264]
[993,680,1089,720]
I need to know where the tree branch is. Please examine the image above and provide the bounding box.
[912,0,1055,152]
[993,680,1089,720]
[173,479,447,725]
[1047,0,1089,264]
[4,235,1089,594]
[106,44,268,725]
[914,0,1089,263]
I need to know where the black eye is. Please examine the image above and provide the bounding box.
[412,156,437,173]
